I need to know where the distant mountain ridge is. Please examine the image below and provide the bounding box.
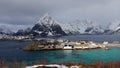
[105,21,120,35]
[1,13,120,36]
[0,27,14,35]
[30,13,105,36]
[15,28,31,36]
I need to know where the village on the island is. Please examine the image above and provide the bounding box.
[1,34,120,50]
[23,38,120,51]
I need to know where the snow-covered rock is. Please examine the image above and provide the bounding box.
[26,64,79,68]
[85,25,104,34]
[108,20,120,31]
[0,26,14,35]
[31,13,106,36]
[60,19,104,34]
[15,28,32,36]
[63,20,93,34]
[15,13,120,36]
[31,13,66,36]
[105,20,120,35]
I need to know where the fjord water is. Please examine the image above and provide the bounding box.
[0,35,120,65]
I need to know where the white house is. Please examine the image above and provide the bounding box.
[63,44,72,49]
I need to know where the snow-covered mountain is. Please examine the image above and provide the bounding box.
[60,20,104,34]
[0,26,14,35]
[15,28,32,36]
[105,20,120,35]
[15,13,120,36]
[31,13,66,36]
[2,13,120,36]
[30,13,105,36]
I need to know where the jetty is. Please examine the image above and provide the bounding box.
[103,41,120,47]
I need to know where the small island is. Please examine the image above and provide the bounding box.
[22,39,109,51]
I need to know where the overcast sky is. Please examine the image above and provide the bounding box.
[0,0,120,31]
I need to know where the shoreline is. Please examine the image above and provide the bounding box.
[105,44,120,47]
[22,41,106,51]
[26,61,120,68]
[101,41,120,48]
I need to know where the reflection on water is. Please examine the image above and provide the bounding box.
[54,50,72,59]
[55,54,66,59]
[63,50,72,55]
[72,52,82,59]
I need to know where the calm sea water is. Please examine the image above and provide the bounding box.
[0,35,120,65]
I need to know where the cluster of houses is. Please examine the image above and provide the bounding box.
[35,39,107,50]
[0,34,32,41]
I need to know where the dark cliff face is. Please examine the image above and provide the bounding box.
[112,28,120,35]
[32,24,44,31]
[15,29,25,36]
[15,28,31,36]
[31,23,66,36]
[51,24,66,35]
[31,13,66,36]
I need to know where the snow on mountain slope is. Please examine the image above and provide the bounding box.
[32,13,66,36]
[15,28,32,36]
[105,20,120,35]
[0,25,13,34]
[85,26,104,34]
[32,13,105,36]
[70,20,93,33]
[60,20,91,34]
[59,19,104,34]
[108,20,120,31]
[37,13,59,27]
[13,13,106,36]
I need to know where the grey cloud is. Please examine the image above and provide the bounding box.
[0,0,120,31]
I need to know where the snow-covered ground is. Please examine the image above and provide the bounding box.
[26,64,79,68]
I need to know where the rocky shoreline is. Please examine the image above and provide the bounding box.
[22,39,108,51]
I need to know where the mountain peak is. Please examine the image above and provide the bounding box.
[42,13,50,18]
[31,13,66,36]
[37,13,59,26]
